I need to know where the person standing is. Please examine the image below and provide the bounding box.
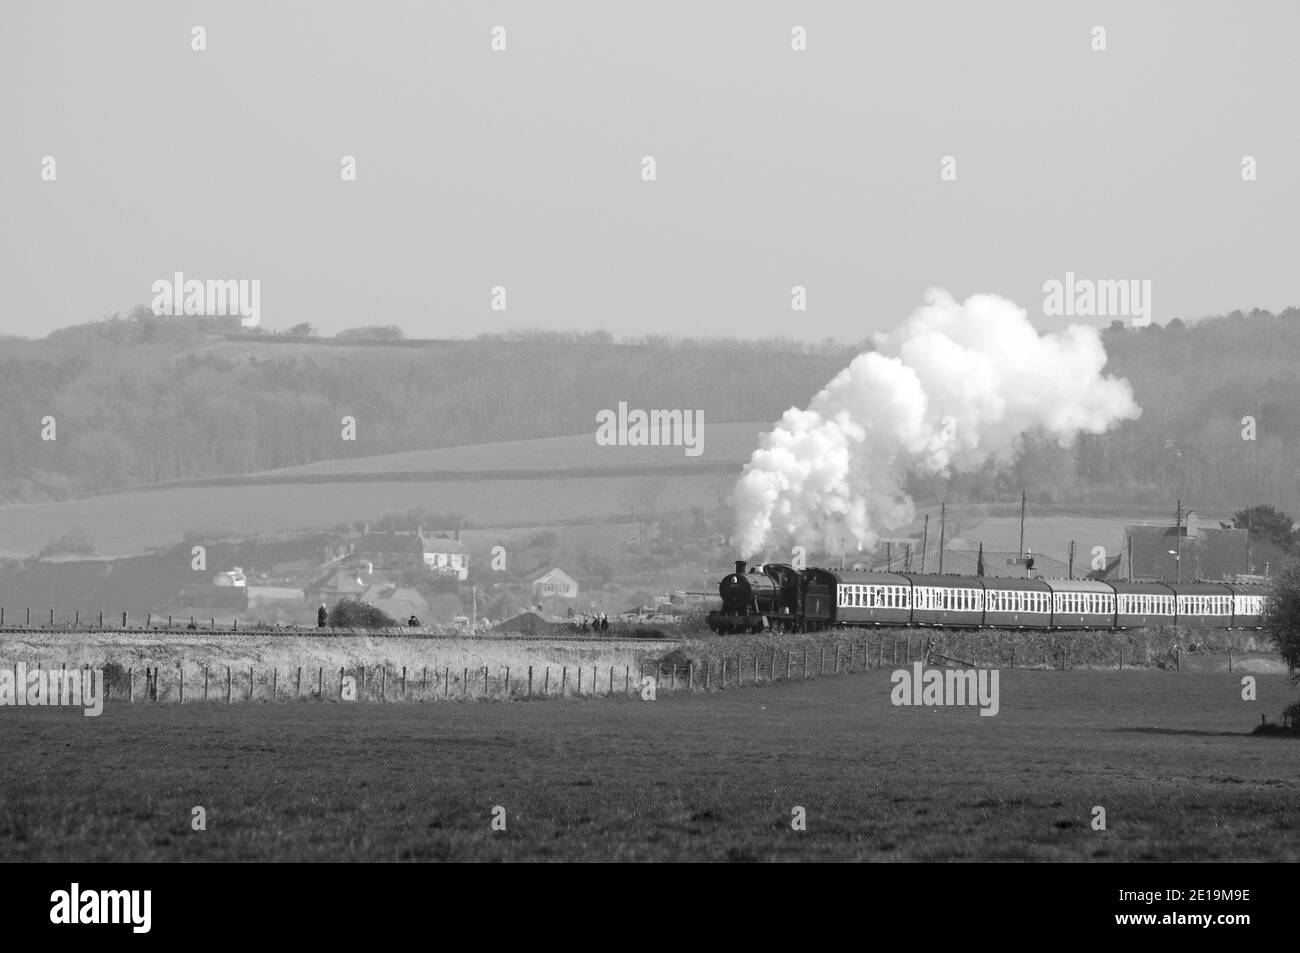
[318,603,328,628]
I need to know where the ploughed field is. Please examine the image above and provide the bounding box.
[0,670,1295,861]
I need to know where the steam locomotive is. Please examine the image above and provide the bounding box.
[706,560,1268,634]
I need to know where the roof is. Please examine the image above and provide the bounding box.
[353,532,424,554]
[1126,525,1248,581]
[529,567,577,586]
[420,537,466,554]
[1040,578,1115,594]
[306,567,372,596]
[934,549,1072,579]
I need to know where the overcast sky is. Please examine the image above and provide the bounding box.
[3,0,1297,342]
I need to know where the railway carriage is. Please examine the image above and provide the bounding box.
[1045,578,1117,629]
[1173,583,1234,629]
[904,573,986,627]
[1111,581,1177,629]
[981,577,1053,628]
[1226,583,1267,629]
[831,571,913,626]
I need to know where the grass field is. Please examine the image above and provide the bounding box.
[1,669,1295,861]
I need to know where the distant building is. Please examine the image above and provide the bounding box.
[213,567,247,587]
[420,535,468,581]
[530,567,579,601]
[305,565,383,604]
[342,527,468,581]
[348,531,426,573]
[1125,512,1248,582]
[360,583,430,623]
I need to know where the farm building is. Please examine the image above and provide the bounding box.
[1125,513,1248,582]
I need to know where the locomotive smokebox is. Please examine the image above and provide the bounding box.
[735,560,746,575]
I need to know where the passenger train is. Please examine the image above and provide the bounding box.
[706,560,1268,634]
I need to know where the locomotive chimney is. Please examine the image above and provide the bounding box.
[735,560,746,575]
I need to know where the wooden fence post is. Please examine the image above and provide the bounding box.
[444,667,449,699]
[227,667,232,703]
[688,662,694,692]
[803,647,808,680]
[754,654,759,682]
[338,667,344,700]
[786,652,792,679]
[423,666,428,693]
[179,665,184,705]
[462,667,468,699]
[624,665,629,693]
[544,666,550,696]
[705,662,711,691]
[1227,648,1232,673]
[528,665,533,699]
[128,667,133,703]
[318,666,323,698]
[381,666,387,701]
[483,666,488,697]
[721,657,727,687]
[248,666,254,701]
[608,666,614,695]
[771,653,777,680]
[577,667,582,695]
[561,666,568,696]
[272,669,277,701]
[505,667,511,699]
[401,666,407,698]
[296,666,302,697]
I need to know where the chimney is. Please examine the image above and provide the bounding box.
[735,560,746,576]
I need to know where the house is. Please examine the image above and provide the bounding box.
[360,583,430,623]
[348,531,426,573]
[530,567,579,600]
[420,535,469,581]
[305,565,383,605]
[213,567,247,587]
[1125,512,1248,582]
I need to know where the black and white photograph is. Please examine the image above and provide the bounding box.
[0,0,1295,926]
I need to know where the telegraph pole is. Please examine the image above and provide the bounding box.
[1175,499,1183,584]
[921,515,930,573]
[1068,540,1075,580]
[938,502,947,574]
[1018,490,1027,558]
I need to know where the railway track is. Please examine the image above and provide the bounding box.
[0,626,681,645]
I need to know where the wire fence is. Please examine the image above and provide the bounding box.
[17,628,1273,707]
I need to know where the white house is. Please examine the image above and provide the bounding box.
[421,536,469,581]
[213,567,247,587]
[530,567,579,601]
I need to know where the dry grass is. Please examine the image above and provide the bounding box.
[0,670,1296,861]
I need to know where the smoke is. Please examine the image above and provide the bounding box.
[733,289,1141,558]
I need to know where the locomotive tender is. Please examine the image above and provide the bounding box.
[707,560,1267,634]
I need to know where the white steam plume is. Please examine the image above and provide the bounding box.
[733,289,1141,559]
